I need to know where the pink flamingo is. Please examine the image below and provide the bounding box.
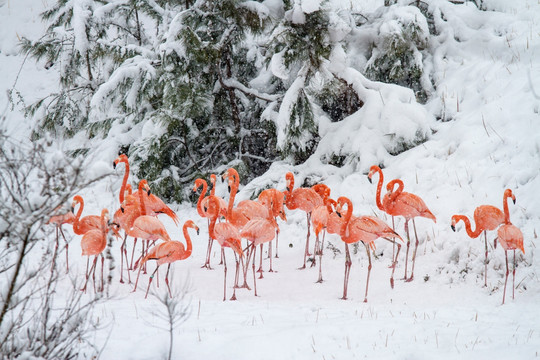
[494,189,524,304]
[336,197,403,301]
[80,209,110,293]
[384,179,436,282]
[450,189,514,287]
[47,207,75,273]
[284,172,324,269]
[367,165,402,267]
[134,220,199,298]
[71,195,102,235]
[193,178,219,269]
[240,199,278,295]
[258,188,286,260]
[113,154,135,282]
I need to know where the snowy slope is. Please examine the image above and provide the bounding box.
[2,0,540,359]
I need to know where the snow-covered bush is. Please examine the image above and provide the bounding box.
[0,133,109,359]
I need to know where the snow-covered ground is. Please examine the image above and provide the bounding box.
[1,0,540,359]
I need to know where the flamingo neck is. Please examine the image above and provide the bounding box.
[195,180,208,217]
[339,198,353,238]
[74,199,84,222]
[138,181,147,216]
[285,174,294,207]
[503,191,511,224]
[119,159,129,203]
[454,215,480,238]
[388,180,404,201]
[182,225,193,259]
[210,175,217,196]
[227,175,239,221]
[374,168,384,211]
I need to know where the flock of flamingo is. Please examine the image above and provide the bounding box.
[47,154,525,304]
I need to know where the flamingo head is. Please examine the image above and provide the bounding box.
[113,154,128,169]
[285,172,294,192]
[193,178,205,192]
[504,189,516,204]
[367,165,382,183]
[184,220,200,235]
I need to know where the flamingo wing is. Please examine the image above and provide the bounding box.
[497,224,524,253]
[475,205,504,231]
[241,219,276,246]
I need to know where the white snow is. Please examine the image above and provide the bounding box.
[1,0,540,359]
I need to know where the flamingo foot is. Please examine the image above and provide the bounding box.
[201,264,214,270]
[316,278,323,284]
[363,298,368,303]
[230,294,237,301]
[405,275,414,283]
[340,296,348,301]
[298,265,306,270]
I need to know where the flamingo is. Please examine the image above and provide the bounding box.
[383,179,436,282]
[71,195,102,235]
[258,188,286,267]
[127,180,172,244]
[221,168,250,229]
[336,197,403,302]
[310,184,332,282]
[492,189,524,304]
[47,207,75,273]
[450,189,514,287]
[113,154,135,282]
[206,195,244,301]
[240,199,278,296]
[80,208,110,293]
[134,220,199,298]
[283,172,324,269]
[367,165,401,267]
[209,173,228,217]
[194,178,218,269]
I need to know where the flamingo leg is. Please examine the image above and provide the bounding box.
[240,245,252,289]
[382,237,401,289]
[341,243,352,300]
[403,220,411,280]
[512,249,516,300]
[483,231,488,287]
[202,219,214,270]
[145,265,160,299]
[311,232,319,268]
[100,254,105,292]
[252,245,258,296]
[275,227,279,258]
[81,256,97,293]
[502,250,509,305]
[130,238,138,270]
[230,252,239,301]
[316,231,326,283]
[299,213,311,270]
[120,235,127,283]
[389,216,396,268]
[222,248,227,301]
[257,244,264,278]
[407,218,419,282]
[364,243,372,303]
[165,264,172,298]
[268,237,274,272]
[132,259,145,293]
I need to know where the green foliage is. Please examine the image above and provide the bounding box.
[365,7,430,103]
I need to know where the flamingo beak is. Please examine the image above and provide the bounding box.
[513,197,516,204]
[337,211,342,218]
[196,227,200,235]
[368,176,372,184]
[121,207,125,213]
[228,185,231,193]
[451,225,456,232]
[113,161,116,169]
